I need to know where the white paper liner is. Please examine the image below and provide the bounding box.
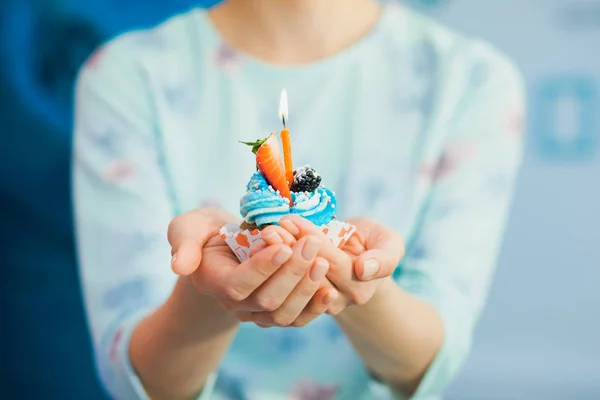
[219,220,357,262]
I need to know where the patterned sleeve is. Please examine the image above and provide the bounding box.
[392,44,526,399]
[73,34,216,400]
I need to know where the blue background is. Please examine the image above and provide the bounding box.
[0,1,215,398]
[1,0,598,399]
[419,1,600,398]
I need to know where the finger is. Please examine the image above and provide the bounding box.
[280,215,350,269]
[250,226,297,257]
[282,217,378,308]
[325,291,350,316]
[341,231,366,256]
[293,286,338,327]
[224,244,293,302]
[168,209,237,273]
[168,208,234,251]
[249,240,267,257]
[262,257,329,327]
[249,236,322,312]
[354,251,391,281]
[171,238,202,276]
[347,218,405,280]
[279,215,324,240]
[233,311,253,323]
[262,231,283,245]
[355,234,405,281]
[188,234,245,297]
[261,225,297,246]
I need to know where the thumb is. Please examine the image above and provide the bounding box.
[354,249,400,281]
[354,226,405,281]
[168,208,236,276]
[171,238,202,276]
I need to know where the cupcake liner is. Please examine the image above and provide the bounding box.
[219,220,357,263]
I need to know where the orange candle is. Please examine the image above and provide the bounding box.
[279,90,294,188]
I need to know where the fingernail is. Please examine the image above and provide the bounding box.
[262,232,282,244]
[280,219,300,236]
[361,259,379,280]
[323,289,338,305]
[301,237,321,261]
[309,259,329,283]
[272,247,293,266]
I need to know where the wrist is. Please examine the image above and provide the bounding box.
[167,277,240,336]
[372,276,399,301]
[130,277,239,400]
[335,277,399,324]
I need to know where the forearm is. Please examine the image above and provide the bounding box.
[335,277,444,395]
[130,277,239,400]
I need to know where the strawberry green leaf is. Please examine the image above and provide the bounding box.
[239,136,269,154]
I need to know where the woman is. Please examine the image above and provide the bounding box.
[73,0,525,399]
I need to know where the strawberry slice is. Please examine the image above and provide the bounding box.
[241,134,293,203]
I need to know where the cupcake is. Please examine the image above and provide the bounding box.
[220,133,356,262]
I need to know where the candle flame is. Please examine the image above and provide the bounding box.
[279,89,288,125]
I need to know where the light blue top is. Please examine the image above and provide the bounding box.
[73,3,525,399]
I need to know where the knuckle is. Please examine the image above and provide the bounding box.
[288,261,309,279]
[299,283,318,298]
[167,212,191,244]
[340,252,353,268]
[255,296,282,312]
[234,312,252,323]
[272,314,293,327]
[291,319,307,328]
[168,213,184,227]
[365,216,378,226]
[167,215,183,243]
[254,260,276,280]
[224,285,248,302]
[351,288,372,306]
[305,307,324,319]
[329,253,351,272]
[327,305,342,316]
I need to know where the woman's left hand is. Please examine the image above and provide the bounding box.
[274,215,405,316]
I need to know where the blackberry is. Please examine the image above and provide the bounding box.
[291,166,322,193]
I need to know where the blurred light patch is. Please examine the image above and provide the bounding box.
[409,0,448,8]
[532,76,598,160]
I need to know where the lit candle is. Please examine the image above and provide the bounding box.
[279,89,294,188]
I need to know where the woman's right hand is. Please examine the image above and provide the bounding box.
[168,208,338,327]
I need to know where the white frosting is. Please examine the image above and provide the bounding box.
[293,191,322,211]
[244,204,290,222]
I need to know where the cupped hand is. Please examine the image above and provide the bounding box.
[276,215,405,315]
[226,232,339,328]
[168,208,338,327]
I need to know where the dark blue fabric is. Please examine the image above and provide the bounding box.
[0,1,219,398]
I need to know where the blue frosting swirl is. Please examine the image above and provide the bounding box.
[240,172,290,227]
[239,171,337,227]
[290,188,336,226]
